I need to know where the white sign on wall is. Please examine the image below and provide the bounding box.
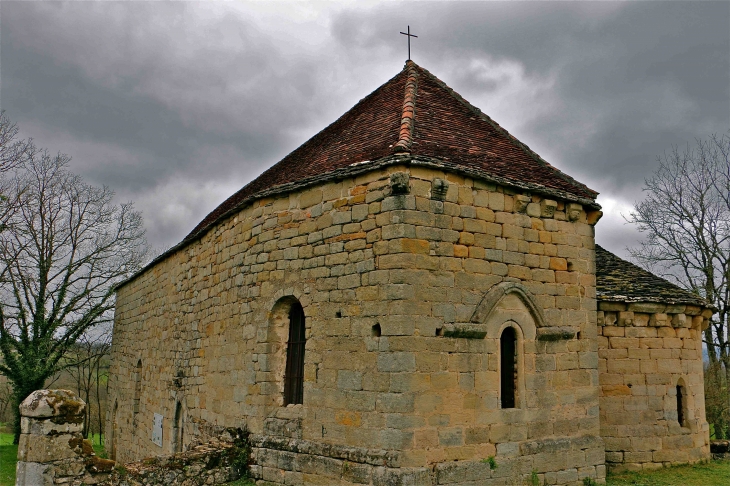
[152,413,163,447]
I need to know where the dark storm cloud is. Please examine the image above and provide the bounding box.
[2,2,320,174]
[330,1,730,193]
[1,1,728,256]
[1,1,361,247]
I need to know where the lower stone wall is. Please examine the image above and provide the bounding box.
[249,434,605,485]
[598,301,711,472]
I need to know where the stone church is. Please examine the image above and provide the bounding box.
[107,61,714,485]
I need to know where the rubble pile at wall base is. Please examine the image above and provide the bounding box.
[103,429,250,486]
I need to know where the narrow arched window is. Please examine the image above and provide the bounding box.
[173,401,184,453]
[500,327,517,409]
[133,360,142,414]
[676,384,686,427]
[111,400,118,460]
[284,302,306,405]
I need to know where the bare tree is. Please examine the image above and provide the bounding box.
[0,111,33,174]
[0,149,148,442]
[628,132,730,437]
[65,328,111,440]
[0,111,34,232]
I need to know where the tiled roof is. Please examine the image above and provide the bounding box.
[595,245,711,307]
[182,61,598,246]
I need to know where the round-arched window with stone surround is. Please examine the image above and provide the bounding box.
[268,296,307,407]
[284,302,306,405]
[498,323,525,409]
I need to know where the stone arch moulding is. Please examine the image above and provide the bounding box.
[470,282,578,342]
[470,282,547,328]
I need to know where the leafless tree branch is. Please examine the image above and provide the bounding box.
[628,132,730,437]
[0,128,149,442]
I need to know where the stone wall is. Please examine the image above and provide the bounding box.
[248,433,604,485]
[597,301,712,471]
[16,390,114,486]
[108,163,605,484]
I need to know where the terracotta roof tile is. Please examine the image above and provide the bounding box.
[183,61,598,246]
[393,63,419,153]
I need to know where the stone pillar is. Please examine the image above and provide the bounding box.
[16,390,87,486]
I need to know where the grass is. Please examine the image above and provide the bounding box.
[607,460,730,486]
[224,479,256,485]
[0,433,17,486]
[89,433,107,458]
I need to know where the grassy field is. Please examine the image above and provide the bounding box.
[607,460,730,486]
[0,433,16,486]
[89,433,106,457]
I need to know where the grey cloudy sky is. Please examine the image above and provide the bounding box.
[1,1,728,258]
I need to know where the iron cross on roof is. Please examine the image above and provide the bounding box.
[400,26,418,61]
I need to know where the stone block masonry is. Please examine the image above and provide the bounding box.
[108,164,604,484]
[16,389,114,486]
[597,301,712,472]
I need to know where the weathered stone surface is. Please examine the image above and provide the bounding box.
[21,416,83,435]
[18,433,81,462]
[20,389,85,419]
[17,390,115,486]
[15,462,53,486]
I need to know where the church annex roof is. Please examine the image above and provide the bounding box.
[595,245,711,307]
[182,61,599,246]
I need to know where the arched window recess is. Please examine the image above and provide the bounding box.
[500,326,518,409]
[676,378,688,428]
[284,302,306,405]
[133,360,142,414]
[173,401,184,453]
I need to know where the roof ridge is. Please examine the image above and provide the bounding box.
[410,63,598,198]
[392,61,419,153]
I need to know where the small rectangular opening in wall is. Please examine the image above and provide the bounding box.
[372,323,381,337]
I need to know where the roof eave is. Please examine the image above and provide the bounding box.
[116,154,600,291]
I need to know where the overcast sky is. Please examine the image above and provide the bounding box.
[1,1,728,258]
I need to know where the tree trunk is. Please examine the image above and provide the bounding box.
[715,355,730,439]
[705,326,718,364]
[95,356,105,448]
